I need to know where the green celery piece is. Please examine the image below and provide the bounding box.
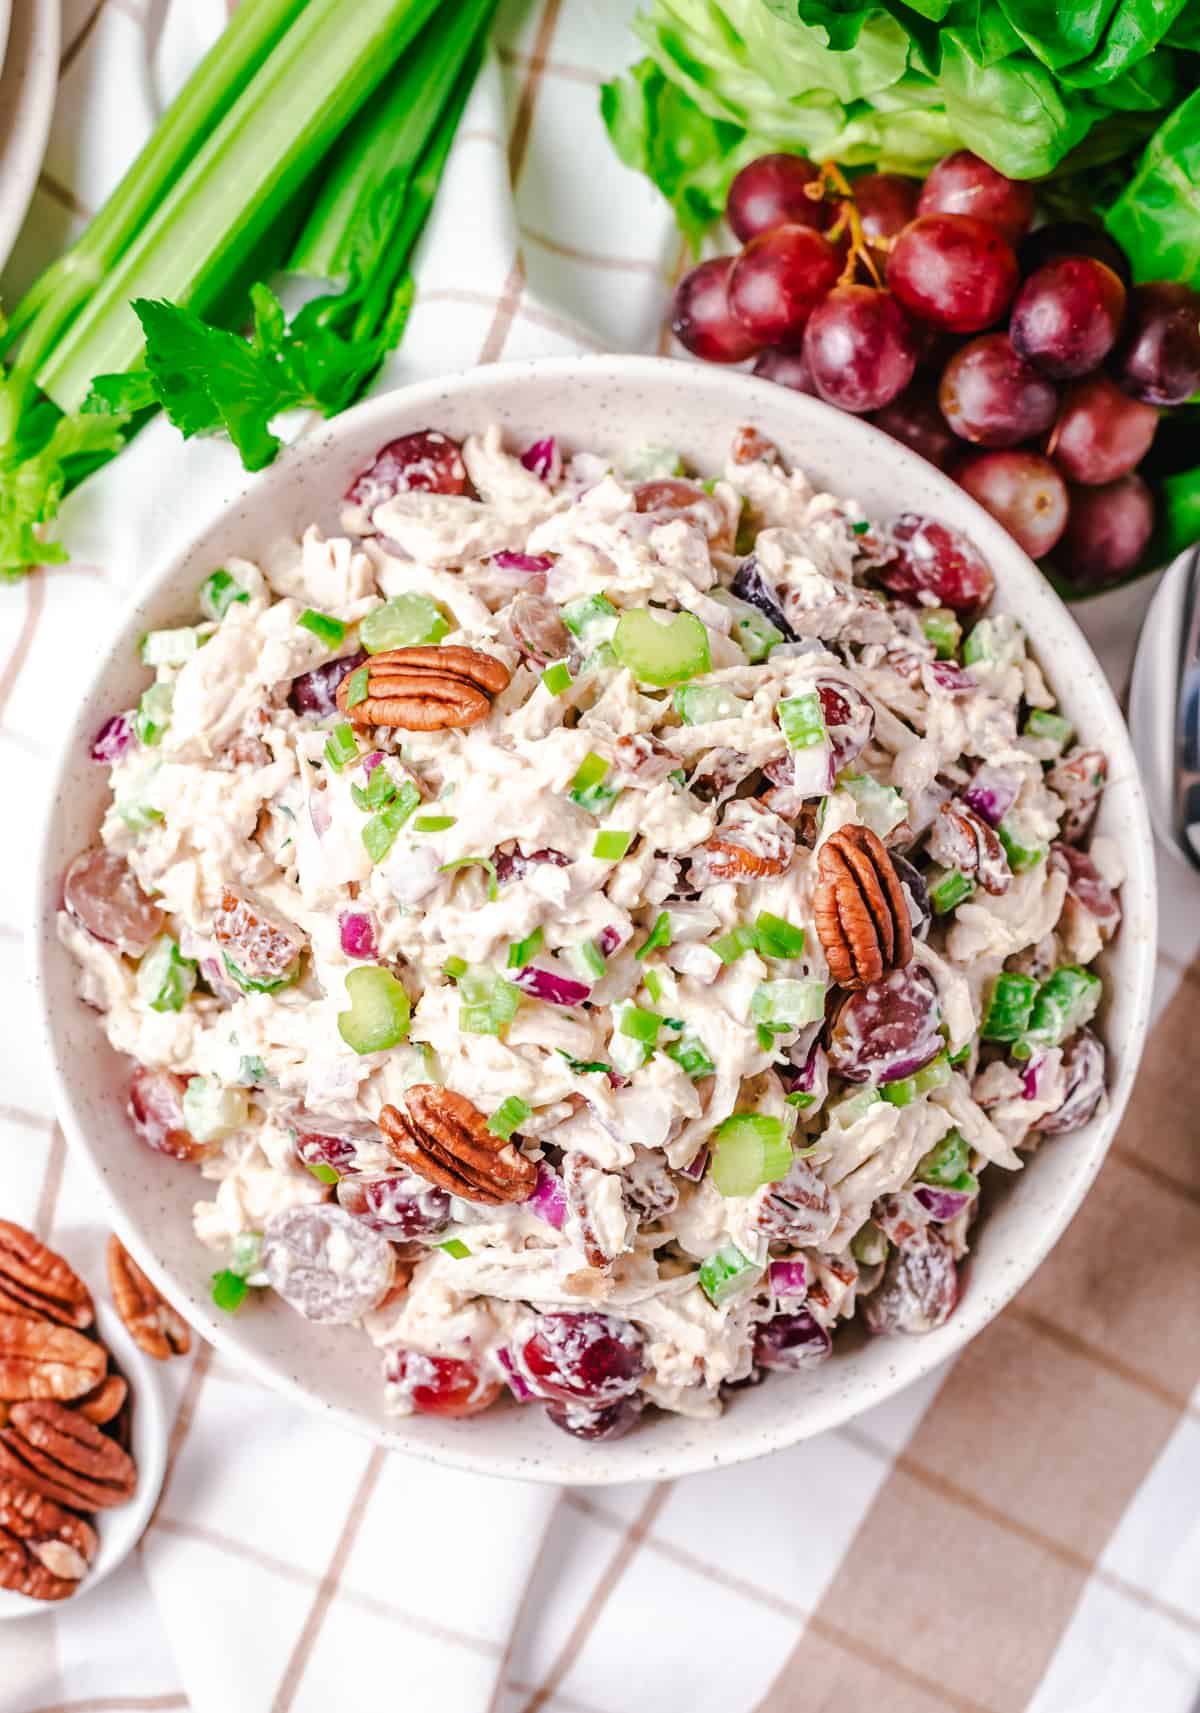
[487,1096,531,1141]
[698,1244,761,1309]
[39,0,447,411]
[981,972,1039,1042]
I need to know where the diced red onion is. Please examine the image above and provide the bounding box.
[492,550,555,574]
[681,1146,709,1182]
[493,845,571,885]
[309,791,332,838]
[927,660,976,694]
[526,1162,567,1229]
[521,437,560,481]
[496,1346,535,1401]
[339,911,378,961]
[768,1258,809,1298]
[597,924,625,957]
[786,1033,829,1096]
[90,711,136,764]
[1020,1046,1062,1102]
[913,1182,975,1222]
[361,751,385,777]
[963,765,1021,828]
[512,965,591,1007]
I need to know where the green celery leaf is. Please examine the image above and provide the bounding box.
[132,295,286,468]
[1105,86,1200,284]
[82,370,159,415]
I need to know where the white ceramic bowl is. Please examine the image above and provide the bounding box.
[32,356,1157,1484]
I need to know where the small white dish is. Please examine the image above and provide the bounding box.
[0,1297,168,1618]
[0,0,59,275]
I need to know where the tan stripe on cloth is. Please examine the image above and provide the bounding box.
[759,957,1200,1713]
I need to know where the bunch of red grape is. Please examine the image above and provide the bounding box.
[671,150,1200,592]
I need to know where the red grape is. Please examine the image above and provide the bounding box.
[887,214,1019,334]
[870,382,958,471]
[519,1312,644,1404]
[63,847,164,955]
[957,450,1069,559]
[1055,474,1154,590]
[877,513,996,612]
[853,172,921,241]
[128,1067,203,1163]
[1008,257,1126,380]
[383,1348,501,1418]
[1110,281,1200,406]
[938,333,1057,446]
[671,257,760,364]
[801,285,918,413]
[346,431,467,508]
[726,153,833,242]
[753,346,817,394]
[1049,373,1158,486]
[728,225,841,348]
[546,1395,645,1441]
[1019,222,1130,285]
[917,150,1035,245]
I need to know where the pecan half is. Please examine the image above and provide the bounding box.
[380,1086,536,1206]
[0,1315,106,1402]
[0,1401,137,1510]
[927,800,1010,895]
[75,1374,128,1427]
[731,425,778,466]
[814,824,914,989]
[562,1153,629,1270]
[106,1237,191,1361]
[213,891,304,987]
[337,645,511,732]
[0,1223,94,1330]
[0,1477,97,1601]
[693,799,793,883]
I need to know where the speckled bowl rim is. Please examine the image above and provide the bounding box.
[31,355,1157,1485]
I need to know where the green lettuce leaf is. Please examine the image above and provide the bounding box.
[1105,86,1200,284]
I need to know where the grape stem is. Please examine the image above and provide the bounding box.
[817,159,883,289]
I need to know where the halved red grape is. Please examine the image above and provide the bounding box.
[863,1229,958,1334]
[728,225,841,348]
[957,450,1069,558]
[263,1205,394,1325]
[917,151,1034,245]
[63,847,164,955]
[801,285,918,413]
[1110,282,1200,406]
[817,680,875,769]
[383,1347,501,1418]
[877,513,995,613]
[1051,842,1121,938]
[634,478,735,549]
[345,431,467,509]
[337,1173,451,1238]
[754,1308,832,1370]
[870,383,958,472]
[1050,373,1157,486]
[828,966,942,1083]
[887,214,1019,334]
[289,650,367,717]
[1009,257,1126,381]
[854,172,920,241]
[753,346,817,394]
[546,1395,645,1441]
[938,333,1057,447]
[1055,474,1154,590]
[1019,222,1130,284]
[1037,1028,1106,1136]
[508,593,570,664]
[519,1311,644,1404]
[128,1067,202,1162]
[726,153,833,242]
[671,257,760,364]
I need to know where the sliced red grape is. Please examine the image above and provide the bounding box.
[817,680,875,770]
[753,346,817,395]
[345,431,467,509]
[870,382,958,472]
[753,1308,832,1371]
[938,333,1057,447]
[917,151,1034,245]
[261,1204,394,1325]
[957,450,1069,558]
[383,1348,502,1418]
[293,1119,383,1178]
[634,478,735,548]
[1110,282,1200,407]
[1009,257,1126,381]
[1019,222,1130,284]
[1037,1028,1105,1136]
[289,650,367,717]
[887,214,1018,335]
[508,593,570,664]
[864,1229,958,1334]
[671,257,761,364]
[726,153,833,242]
[801,285,918,413]
[546,1395,645,1441]
[728,225,841,348]
[128,1066,202,1162]
[854,172,920,241]
[828,966,942,1084]
[876,513,995,613]
[63,847,164,955]
[1055,474,1154,590]
[337,1173,451,1238]
[519,1311,644,1404]
[1050,373,1157,486]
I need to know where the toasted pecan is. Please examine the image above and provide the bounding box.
[337,645,511,732]
[0,1315,105,1403]
[814,824,913,989]
[106,1237,191,1361]
[0,1476,97,1601]
[0,1223,93,1330]
[380,1085,536,1206]
[0,1401,137,1510]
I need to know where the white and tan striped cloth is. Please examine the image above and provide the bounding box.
[3,3,1200,1709]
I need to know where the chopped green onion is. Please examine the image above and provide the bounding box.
[592,829,633,861]
[359,593,448,653]
[572,939,607,981]
[134,681,174,746]
[917,1128,978,1196]
[785,1090,816,1109]
[920,608,961,660]
[698,1244,762,1308]
[324,722,358,772]
[443,956,468,980]
[756,1023,776,1052]
[413,813,456,832]
[750,978,826,1031]
[752,912,805,960]
[840,774,908,838]
[344,665,370,709]
[137,935,198,1014]
[140,626,202,667]
[487,1096,531,1140]
[306,1161,340,1185]
[611,606,710,687]
[711,1113,791,1197]
[200,569,248,621]
[352,765,401,810]
[712,924,755,964]
[541,661,572,696]
[997,815,1046,872]
[439,856,498,900]
[635,912,672,960]
[361,784,420,862]
[556,1049,611,1075]
[439,1238,471,1259]
[298,608,346,648]
[963,615,1025,669]
[663,1033,715,1080]
[458,965,521,1037]
[927,866,976,915]
[981,973,1039,1042]
[507,927,544,970]
[619,1005,661,1046]
[568,751,619,815]
[1023,708,1074,752]
[211,1269,248,1314]
[337,966,411,1054]
[851,519,871,536]
[642,969,664,1006]
[777,691,826,750]
[881,1052,953,1107]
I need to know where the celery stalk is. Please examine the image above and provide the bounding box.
[39,0,444,411]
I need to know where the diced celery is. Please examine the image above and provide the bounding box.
[1023,708,1074,753]
[182,1077,249,1143]
[568,751,619,816]
[963,614,1025,668]
[572,939,607,981]
[917,1127,978,1195]
[777,691,825,750]
[664,1034,715,1079]
[134,681,174,746]
[443,956,468,979]
[920,608,961,659]
[756,1023,776,1052]
[619,1004,661,1046]
[611,607,710,687]
[832,1087,883,1125]
[593,829,633,861]
[362,784,420,862]
[698,1244,762,1308]
[712,924,755,964]
[306,1161,339,1185]
[927,865,976,915]
[580,643,617,676]
[673,684,747,724]
[507,927,544,970]
[1022,966,1102,1052]
[881,1052,952,1106]
[440,1238,471,1259]
[750,978,826,1031]
[298,608,346,648]
[561,593,618,647]
[140,626,203,667]
[136,935,197,1013]
[541,661,572,696]
[643,969,665,1005]
[458,965,521,1037]
[635,912,672,961]
[711,1113,791,1197]
[997,815,1046,872]
[753,912,805,959]
[841,774,907,838]
[360,593,448,653]
[324,722,358,772]
[623,444,685,479]
[200,568,248,621]
[981,972,1038,1042]
[413,813,456,833]
[710,590,782,664]
[487,1096,531,1140]
[117,799,164,833]
[337,966,411,1054]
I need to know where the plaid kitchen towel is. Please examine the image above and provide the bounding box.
[3,2,1200,1710]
